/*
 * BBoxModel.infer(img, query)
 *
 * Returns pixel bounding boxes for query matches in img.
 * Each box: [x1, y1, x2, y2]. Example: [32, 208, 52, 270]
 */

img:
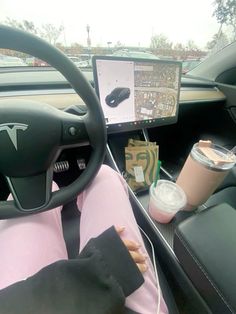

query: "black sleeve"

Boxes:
[0, 226, 144, 314]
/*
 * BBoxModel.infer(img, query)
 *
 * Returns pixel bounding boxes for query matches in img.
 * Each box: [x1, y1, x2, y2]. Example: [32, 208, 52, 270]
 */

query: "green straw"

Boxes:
[154, 160, 162, 187]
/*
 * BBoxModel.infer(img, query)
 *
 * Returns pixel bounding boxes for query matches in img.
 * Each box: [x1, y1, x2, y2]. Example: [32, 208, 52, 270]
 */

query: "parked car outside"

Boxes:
[112, 50, 159, 59]
[0, 54, 26, 66]
[25, 57, 49, 66]
[68, 56, 90, 68]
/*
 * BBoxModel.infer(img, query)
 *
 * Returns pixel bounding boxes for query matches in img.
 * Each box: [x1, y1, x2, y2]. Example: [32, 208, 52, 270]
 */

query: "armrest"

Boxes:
[174, 204, 236, 314]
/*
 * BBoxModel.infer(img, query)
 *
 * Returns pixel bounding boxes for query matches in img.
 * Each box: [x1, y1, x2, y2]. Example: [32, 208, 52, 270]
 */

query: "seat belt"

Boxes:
[61, 198, 81, 259]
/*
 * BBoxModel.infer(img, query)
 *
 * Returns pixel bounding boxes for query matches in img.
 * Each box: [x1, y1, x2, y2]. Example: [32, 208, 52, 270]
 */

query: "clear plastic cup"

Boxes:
[148, 180, 187, 224]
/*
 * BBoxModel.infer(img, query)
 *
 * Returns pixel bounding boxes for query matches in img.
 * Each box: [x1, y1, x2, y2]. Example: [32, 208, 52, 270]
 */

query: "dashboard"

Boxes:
[0, 71, 226, 197]
[0, 67, 225, 102]
[0, 86, 225, 110]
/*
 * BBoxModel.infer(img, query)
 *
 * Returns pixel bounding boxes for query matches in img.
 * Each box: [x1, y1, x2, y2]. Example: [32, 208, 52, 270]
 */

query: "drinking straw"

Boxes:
[154, 160, 162, 187]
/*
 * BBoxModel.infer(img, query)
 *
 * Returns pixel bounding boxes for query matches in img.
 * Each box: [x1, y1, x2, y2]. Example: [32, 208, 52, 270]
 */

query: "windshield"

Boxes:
[0, 0, 235, 73]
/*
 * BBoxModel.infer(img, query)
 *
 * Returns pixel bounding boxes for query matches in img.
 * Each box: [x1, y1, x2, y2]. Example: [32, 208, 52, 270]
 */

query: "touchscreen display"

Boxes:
[93, 56, 181, 132]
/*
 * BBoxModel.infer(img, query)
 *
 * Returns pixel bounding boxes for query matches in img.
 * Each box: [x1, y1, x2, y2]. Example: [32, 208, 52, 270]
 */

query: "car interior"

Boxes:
[0, 24, 236, 314]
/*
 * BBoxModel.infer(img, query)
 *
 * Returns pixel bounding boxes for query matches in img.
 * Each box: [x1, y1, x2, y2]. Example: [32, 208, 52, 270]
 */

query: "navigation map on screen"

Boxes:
[94, 58, 181, 127]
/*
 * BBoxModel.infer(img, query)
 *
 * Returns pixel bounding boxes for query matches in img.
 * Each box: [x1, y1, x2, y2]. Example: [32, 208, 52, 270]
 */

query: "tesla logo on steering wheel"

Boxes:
[0, 123, 28, 150]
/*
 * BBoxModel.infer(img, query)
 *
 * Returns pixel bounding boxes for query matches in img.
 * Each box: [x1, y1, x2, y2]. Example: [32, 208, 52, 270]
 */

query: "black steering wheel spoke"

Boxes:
[6, 170, 53, 212]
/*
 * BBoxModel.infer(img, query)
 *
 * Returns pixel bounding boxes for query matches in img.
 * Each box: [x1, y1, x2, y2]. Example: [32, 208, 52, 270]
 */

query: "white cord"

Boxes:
[138, 225, 160, 314]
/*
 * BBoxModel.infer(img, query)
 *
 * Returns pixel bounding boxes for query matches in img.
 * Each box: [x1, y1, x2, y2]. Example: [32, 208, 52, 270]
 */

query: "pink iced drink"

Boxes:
[148, 180, 186, 224]
[177, 143, 236, 209]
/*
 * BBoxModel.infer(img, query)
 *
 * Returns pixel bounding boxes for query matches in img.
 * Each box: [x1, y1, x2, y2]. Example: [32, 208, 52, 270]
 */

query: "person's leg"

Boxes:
[77, 165, 168, 314]
[0, 183, 68, 290]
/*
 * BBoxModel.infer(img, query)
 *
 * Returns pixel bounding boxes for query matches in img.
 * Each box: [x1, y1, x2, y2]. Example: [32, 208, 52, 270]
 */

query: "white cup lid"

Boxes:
[150, 180, 187, 213]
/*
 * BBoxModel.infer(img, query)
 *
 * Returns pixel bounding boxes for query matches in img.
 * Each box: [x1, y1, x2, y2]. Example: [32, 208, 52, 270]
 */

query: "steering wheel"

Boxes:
[0, 25, 106, 219]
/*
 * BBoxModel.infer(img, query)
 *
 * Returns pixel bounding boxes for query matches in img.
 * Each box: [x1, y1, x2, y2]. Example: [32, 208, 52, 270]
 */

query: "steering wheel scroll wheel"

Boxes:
[0, 25, 106, 218]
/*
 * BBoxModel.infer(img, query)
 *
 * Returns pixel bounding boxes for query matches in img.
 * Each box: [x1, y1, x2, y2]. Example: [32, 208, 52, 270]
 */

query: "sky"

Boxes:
[0, 0, 221, 49]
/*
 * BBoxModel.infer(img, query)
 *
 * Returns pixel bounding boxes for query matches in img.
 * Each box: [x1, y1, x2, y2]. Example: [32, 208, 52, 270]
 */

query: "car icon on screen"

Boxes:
[105, 87, 131, 107]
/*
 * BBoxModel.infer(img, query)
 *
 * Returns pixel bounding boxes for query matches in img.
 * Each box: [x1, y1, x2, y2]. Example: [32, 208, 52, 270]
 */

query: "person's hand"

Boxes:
[116, 226, 148, 274]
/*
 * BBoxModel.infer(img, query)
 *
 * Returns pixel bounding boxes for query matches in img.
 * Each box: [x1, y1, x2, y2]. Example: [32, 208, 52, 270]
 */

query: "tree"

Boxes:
[92, 46, 105, 55]
[69, 42, 84, 55]
[55, 43, 66, 53]
[206, 31, 229, 51]
[4, 18, 38, 34]
[186, 40, 199, 51]
[71, 42, 83, 48]
[213, 0, 236, 40]
[173, 43, 185, 51]
[150, 34, 172, 50]
[40, 24, 64, 45]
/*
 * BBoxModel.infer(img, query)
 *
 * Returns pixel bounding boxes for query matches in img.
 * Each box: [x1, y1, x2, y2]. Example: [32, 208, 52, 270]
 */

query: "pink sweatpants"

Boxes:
[0, 165, 168, 314]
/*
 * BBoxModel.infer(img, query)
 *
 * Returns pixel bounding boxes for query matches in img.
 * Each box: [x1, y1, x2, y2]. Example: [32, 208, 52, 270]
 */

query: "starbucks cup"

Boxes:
[176, 142, 236, 209]
[148, 180, 187, 224]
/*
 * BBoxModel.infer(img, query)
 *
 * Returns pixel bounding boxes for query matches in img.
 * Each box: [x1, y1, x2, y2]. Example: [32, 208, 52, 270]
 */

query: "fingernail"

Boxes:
[116, 226, 125, 231]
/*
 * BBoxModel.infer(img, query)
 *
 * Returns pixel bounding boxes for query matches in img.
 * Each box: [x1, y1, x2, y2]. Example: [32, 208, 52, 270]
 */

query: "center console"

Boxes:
[92, 56, 236, 313]
[93, 55, 196, 248]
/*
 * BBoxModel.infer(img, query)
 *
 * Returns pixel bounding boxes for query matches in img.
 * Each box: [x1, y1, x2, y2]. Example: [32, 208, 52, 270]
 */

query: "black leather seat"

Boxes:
[203, 166, 236, 209]
[174, 204, 236, 314]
